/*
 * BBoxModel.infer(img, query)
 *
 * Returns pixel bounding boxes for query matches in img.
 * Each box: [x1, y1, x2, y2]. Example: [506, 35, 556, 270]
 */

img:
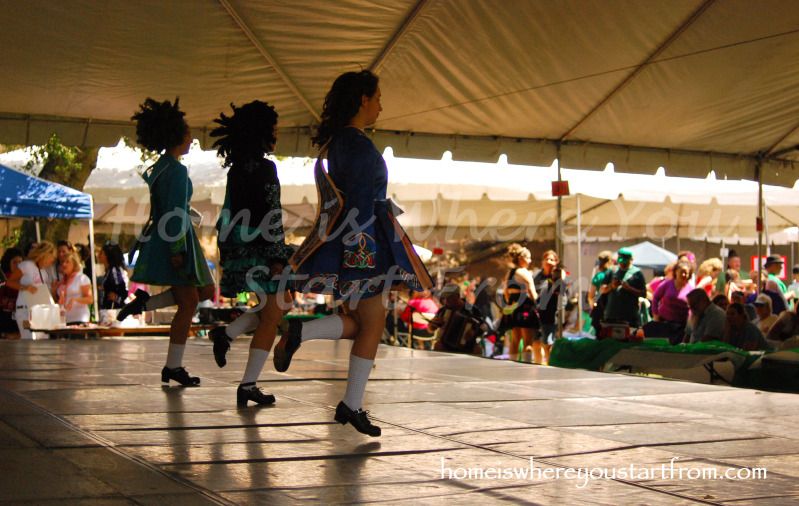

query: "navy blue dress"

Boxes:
[294, 128, 432, 300]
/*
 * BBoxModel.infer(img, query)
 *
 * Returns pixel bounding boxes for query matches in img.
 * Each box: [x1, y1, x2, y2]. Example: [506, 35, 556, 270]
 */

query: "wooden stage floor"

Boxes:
[0, 338, 798, 505]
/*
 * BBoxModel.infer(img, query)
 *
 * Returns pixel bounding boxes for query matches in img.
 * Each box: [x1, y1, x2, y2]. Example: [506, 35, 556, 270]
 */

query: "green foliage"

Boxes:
[24, 134, 82, 179]
[122, 135, 159, 165]
[1, 228, 21, 249]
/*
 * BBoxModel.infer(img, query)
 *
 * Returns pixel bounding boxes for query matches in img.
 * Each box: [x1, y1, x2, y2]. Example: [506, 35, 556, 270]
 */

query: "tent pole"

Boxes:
[758, 162, 764, 292]
[556, 144, 563, 259]
[88, 199, 99, 323]
[576, 194, 583, 334]
[555, 144, 563, 341]
[764, 196, 771, 257]
[35, 220, 41, 242]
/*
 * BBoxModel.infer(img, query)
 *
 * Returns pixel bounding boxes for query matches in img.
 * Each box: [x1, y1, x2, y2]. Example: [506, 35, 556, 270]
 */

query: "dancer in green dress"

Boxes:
[208, 100, 295, 407]
[123, 98, 215, 386]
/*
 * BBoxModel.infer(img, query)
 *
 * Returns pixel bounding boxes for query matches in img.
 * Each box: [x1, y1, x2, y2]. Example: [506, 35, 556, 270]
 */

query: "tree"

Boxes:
[17, 134, 99, 247]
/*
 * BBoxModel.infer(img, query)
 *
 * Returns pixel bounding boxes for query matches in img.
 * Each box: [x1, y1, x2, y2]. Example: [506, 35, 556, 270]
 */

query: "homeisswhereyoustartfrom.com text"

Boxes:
[439, 457, 767, 489]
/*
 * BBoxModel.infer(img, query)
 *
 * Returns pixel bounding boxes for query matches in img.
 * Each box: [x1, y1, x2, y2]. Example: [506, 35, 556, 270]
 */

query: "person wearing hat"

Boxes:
[753, 293, 779, 335]
[764, 255, 788, 293]
[603, 248, 646, 328]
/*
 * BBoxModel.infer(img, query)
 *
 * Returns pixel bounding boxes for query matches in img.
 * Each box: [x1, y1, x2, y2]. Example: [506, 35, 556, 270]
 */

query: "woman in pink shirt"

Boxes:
[400, 290, 440, 333]
[649, 261, 694, 343]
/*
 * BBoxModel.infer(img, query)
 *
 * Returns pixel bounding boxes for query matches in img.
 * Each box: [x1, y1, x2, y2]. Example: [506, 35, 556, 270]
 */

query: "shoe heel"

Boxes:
[161, 367, 171, 386]
[237, 391, 248, 407]
[334, 411, 348, 425]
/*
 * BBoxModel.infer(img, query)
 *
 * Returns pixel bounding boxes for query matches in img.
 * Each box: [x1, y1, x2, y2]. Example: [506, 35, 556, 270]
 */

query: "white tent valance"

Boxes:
[4, 143, 787, 246]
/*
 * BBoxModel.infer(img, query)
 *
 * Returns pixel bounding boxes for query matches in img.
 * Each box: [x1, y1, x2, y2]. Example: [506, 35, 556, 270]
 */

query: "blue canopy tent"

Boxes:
[625, 241, 678, 270]
[0, 163, 99, 322]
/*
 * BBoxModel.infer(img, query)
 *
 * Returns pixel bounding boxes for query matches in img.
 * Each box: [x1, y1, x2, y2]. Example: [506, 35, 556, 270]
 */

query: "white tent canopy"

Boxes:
[5, 142, 796, 246]
[3, 1, 799, 184]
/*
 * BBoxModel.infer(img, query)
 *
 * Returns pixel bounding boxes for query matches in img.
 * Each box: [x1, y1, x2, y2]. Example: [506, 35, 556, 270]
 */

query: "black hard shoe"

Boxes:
[117, 289, 150, 321]
[273, 319, 302, 372]
[334, 401, 381, 437]
[209, 326, 231, 368]
[161, 366, 200, 386]
[237, 383, 275, 407]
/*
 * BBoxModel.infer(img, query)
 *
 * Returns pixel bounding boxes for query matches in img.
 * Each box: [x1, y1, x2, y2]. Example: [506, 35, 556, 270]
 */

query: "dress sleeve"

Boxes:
[163, 164, 190, 255]
[341, 148, 378, 270]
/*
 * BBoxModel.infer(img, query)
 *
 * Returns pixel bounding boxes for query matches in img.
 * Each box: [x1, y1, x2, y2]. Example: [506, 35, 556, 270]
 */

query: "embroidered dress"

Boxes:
[131, 154, 213, 287]
[217, 159, 295, 297]
[292, 128, 433, 300]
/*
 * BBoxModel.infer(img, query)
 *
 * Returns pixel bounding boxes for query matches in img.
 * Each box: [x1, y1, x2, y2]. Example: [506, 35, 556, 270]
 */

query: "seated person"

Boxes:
[730, 290, 756, 321]
[712, 294, 729, 311]
[684, 289, 726, 343]
[766, 304, 799, 343]
[753, 293, 779, 335]
[399, 289, 439, 336]
[747, 280, 788, 315]
[723, 303, 770, 351]
[428, 284, 484, 354]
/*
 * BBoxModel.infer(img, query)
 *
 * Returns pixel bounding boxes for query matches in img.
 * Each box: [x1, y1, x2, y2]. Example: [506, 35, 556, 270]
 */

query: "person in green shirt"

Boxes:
[764, 255, 790, 296]
[588, 250, 614, 335]
[603, 248, 647, 328]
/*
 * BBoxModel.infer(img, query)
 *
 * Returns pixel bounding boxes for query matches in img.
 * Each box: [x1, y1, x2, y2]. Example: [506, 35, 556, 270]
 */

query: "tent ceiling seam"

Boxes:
[764, 121, 799, 157]
[559, 0, 717, 141]
[369, 0, 431, 73]
[217, 0, 320, 122]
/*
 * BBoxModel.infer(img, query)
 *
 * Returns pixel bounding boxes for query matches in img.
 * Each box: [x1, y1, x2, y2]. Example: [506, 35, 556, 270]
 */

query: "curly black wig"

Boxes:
[313, 70, 379, 147]
[131, 97, 188, 152]
[210, 100, 278, 169]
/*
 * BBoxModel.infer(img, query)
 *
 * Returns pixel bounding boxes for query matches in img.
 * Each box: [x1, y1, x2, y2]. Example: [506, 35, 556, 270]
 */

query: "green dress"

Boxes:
[131, 155, 213, 287]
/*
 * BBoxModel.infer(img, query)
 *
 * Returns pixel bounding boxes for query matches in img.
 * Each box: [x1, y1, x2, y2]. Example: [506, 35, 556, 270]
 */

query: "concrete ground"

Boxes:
[1, 337, 798, 505]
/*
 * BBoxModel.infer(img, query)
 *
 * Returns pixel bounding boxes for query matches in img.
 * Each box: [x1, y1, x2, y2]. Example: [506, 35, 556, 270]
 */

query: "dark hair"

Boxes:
[131, 97, 188, 152]
[57, 240, 74, 251]
[210, 100, 278, 169]
[75, 244, 90, 262]
[1, 247, 23, 273]
[313, 70, 379, 146]
[727, 302, 746, 316]
[101, 242, 125, 269]
[712, 294, 729, 307]
[727, 249, 739, 258]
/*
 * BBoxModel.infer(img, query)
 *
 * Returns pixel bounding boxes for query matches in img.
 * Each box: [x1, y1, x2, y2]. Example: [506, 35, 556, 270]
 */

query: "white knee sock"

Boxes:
[165, 343, 185, 369]
[226, 311, 259, 340]
[145, 290, 175, 311]
[301, 315, 344, 341]
[342, 355, 374, 411]
[241, 348, 269, 386]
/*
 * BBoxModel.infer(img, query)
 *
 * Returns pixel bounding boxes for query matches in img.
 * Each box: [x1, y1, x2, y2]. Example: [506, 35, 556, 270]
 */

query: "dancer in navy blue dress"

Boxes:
[273, 70, 433, 437]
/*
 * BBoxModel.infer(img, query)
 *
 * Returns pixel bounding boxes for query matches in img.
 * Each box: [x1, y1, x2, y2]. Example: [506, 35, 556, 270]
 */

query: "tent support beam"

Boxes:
[370, 0, 431, 73]
[217, 0, 320, 122]
[563, 199, 613, 225]
[88, 199, 99, 323]
[558, 0, 716, 140]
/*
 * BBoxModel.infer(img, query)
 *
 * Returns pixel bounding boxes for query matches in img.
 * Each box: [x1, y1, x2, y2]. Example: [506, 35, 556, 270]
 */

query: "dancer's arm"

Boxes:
[164, 164, 190, 266]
